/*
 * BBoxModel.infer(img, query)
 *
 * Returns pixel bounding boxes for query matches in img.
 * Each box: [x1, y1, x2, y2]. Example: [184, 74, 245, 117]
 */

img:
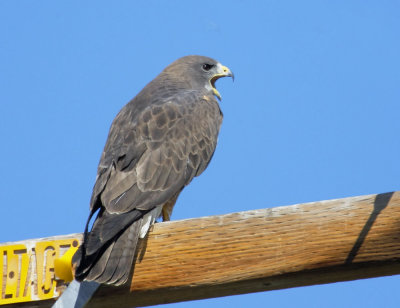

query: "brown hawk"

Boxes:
[72, 55, 233, 285]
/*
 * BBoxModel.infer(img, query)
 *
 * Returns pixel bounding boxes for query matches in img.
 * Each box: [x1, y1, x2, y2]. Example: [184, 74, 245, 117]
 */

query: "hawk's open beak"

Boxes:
[211, 63, 234, 101]
[220, 65, 234, 81]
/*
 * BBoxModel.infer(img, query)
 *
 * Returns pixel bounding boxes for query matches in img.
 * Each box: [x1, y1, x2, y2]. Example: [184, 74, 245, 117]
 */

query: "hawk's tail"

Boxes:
[72, 210, 144, 286]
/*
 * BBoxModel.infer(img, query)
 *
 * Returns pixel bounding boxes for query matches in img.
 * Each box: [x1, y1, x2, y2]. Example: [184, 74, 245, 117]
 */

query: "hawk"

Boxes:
[72, 55, 233, 286]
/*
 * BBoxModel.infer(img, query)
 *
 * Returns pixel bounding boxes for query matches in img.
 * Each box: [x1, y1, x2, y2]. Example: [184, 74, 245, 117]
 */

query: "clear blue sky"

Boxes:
[1, 1, 400, 307]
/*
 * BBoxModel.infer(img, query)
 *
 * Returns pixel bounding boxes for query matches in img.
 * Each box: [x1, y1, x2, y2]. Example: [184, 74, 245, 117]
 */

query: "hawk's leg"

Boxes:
[161, 192, 181, 221]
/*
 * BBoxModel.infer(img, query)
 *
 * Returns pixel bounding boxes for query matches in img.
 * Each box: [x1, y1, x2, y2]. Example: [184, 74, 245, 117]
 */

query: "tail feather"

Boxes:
[84, 240, 115, 282]
[85, 210, 142, 256]
[73, 205, 165, 285]
[73, 209, 146, 284]
[108, 221, 142, 285]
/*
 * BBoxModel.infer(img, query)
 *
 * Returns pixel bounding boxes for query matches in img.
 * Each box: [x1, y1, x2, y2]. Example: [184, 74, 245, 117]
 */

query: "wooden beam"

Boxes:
[2, 192, 400, 307]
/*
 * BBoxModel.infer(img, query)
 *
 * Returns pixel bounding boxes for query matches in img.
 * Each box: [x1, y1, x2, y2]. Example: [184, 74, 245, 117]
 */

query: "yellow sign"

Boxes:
[0, 238, 80, 305]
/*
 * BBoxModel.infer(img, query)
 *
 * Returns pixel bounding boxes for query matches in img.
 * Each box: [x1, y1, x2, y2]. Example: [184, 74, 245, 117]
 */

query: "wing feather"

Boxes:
[74, 91, 223, 284]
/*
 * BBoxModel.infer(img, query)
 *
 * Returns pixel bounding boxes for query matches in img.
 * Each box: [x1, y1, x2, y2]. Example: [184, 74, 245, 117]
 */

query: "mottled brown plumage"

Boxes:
[72, 55, 233, 285]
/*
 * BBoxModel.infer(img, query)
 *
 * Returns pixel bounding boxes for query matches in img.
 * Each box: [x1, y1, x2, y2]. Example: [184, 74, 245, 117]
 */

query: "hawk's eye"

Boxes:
[202, 63, 214, 71]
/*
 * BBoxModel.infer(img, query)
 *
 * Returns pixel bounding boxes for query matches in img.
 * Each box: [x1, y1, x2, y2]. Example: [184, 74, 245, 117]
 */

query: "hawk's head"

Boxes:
[163, 55, 234, 101]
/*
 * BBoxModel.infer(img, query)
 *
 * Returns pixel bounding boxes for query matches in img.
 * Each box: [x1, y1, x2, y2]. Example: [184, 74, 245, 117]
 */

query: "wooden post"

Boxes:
[2, 192, 400, 308]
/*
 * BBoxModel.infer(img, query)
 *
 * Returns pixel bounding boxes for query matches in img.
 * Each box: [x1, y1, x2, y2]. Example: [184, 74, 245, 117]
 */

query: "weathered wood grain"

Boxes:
[6, 191, 400, 307]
